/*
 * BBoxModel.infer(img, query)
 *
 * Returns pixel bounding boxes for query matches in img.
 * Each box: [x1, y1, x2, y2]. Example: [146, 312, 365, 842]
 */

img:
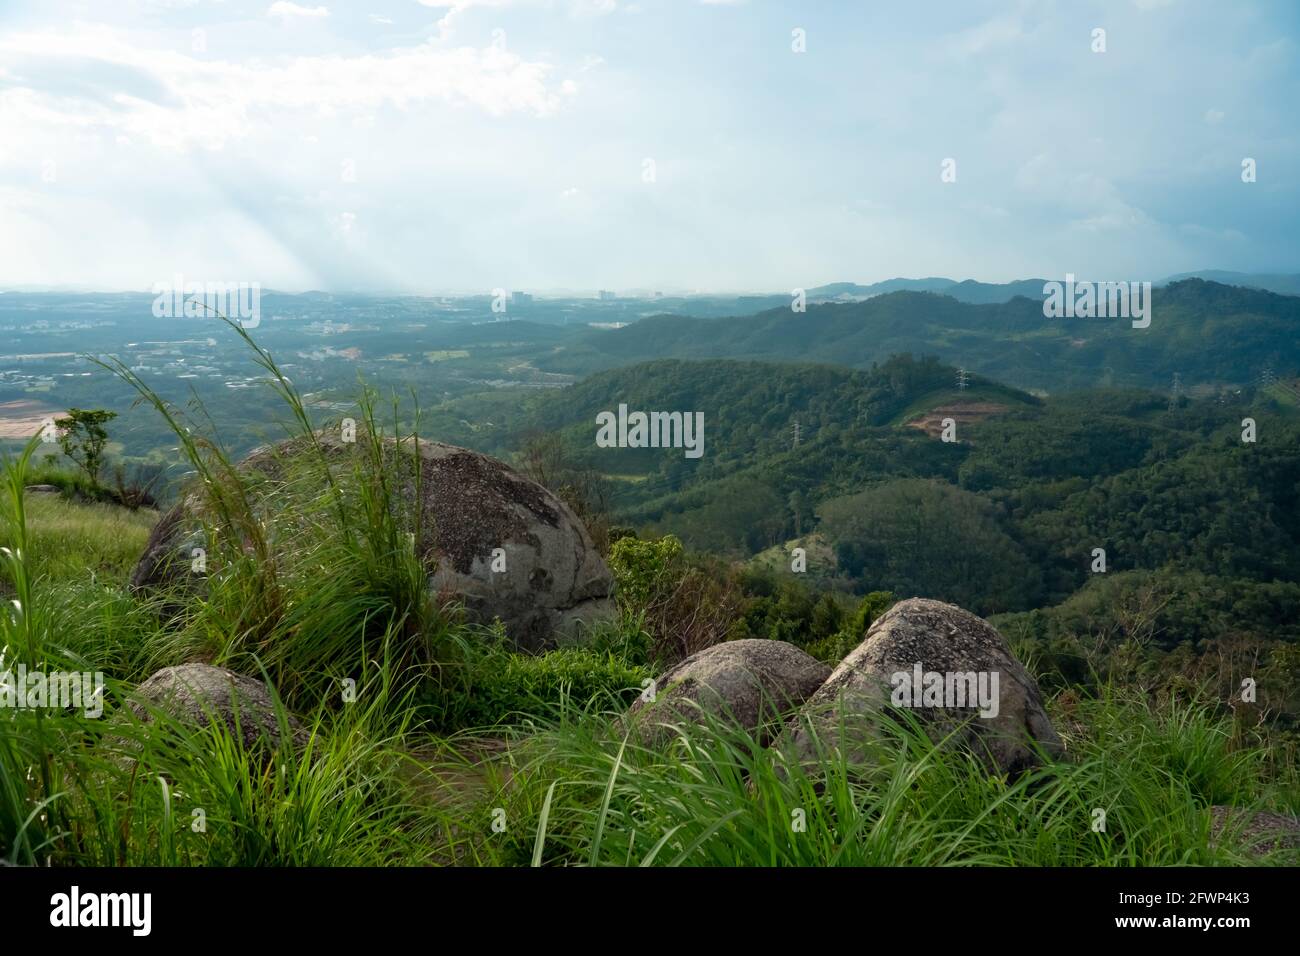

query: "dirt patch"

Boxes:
[0, 399, 63, 440]
[906, 401, 1009, 438]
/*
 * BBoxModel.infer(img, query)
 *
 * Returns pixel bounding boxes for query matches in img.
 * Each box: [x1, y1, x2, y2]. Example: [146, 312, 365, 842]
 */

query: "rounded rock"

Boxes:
[782, 597, 1062, 777]
[130, 435, 615, 650]
[626, 638, 832, 746]
[128, 663, 307, 752]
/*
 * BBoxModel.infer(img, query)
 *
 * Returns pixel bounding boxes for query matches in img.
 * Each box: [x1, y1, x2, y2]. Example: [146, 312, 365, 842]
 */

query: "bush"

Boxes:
[426, 646, 653, 730]
[608, 534, 742, 666]
[803, 591, 894, 663]
[609, 534, 683, 608]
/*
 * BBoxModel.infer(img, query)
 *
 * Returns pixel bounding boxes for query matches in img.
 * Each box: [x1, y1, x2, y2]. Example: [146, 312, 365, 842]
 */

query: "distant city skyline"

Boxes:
[2, 1, 1297, 293]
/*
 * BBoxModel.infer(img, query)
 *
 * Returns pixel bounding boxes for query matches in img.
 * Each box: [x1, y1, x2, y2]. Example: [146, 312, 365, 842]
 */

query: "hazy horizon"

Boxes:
[4, 268, 1297, 299]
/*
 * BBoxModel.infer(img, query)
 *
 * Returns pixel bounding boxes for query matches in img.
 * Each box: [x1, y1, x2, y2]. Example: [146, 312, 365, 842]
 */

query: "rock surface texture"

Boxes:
[130, 435, 616, 650]
[782, 598, 1062, 776]
[626, 639, 831, 745]
[128, 663, 307, 751]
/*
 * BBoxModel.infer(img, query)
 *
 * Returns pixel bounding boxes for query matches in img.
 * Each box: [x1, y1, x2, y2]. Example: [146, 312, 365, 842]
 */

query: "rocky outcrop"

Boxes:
[129, 434, 616, 650]
[782, 598, 1062, 777]
[128, 664, 307, 752]
[626, 639, 831, 746]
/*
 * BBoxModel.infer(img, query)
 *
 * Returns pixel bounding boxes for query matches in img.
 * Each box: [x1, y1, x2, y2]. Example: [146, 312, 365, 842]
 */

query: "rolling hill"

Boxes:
[537, 280, 1300, 394]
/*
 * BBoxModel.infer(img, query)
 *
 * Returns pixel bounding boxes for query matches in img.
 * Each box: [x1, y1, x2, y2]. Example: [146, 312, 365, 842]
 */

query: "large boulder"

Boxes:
[782, 598, 1062, 777]
[128, 664, 308, 752]
[626, 639, 832, 746]
[130, 434, 615, 651]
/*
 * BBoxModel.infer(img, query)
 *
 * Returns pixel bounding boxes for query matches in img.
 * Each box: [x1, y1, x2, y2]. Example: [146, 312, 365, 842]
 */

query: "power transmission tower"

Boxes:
[1168, 372, 1182, 412]
[956, 368, 970, 391]
[792, 420, 802, 447]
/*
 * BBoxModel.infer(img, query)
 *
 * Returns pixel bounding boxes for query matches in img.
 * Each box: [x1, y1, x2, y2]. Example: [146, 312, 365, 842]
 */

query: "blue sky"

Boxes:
[1, 0, 1296, 293]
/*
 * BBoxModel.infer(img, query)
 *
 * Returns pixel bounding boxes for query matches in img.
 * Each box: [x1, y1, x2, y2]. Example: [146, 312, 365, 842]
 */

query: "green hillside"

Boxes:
[535, 280, 1300, 394]
[483, 355, 1300, 653]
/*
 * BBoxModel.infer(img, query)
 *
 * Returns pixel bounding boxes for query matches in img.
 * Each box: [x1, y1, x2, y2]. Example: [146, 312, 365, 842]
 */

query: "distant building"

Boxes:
[597, 289, 616, 301]
[513, 292, 533, 306]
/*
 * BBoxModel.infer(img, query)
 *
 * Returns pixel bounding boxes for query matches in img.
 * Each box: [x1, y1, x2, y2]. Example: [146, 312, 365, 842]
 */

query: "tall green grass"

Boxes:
[3, 644, 461, 866]
[1, 320, 469, 866]
[97, 319, 445, 708]
[456, 690, 1298, 866]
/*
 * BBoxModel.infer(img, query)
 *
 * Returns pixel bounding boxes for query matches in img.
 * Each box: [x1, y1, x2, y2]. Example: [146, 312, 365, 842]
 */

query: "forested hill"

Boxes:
[536, 279, 1299, 393]
[809, 272, 1300, 302]
[807, 277, 1050, 303]
[508, 354, 1032, 481]
[478, 353, 1300, 628]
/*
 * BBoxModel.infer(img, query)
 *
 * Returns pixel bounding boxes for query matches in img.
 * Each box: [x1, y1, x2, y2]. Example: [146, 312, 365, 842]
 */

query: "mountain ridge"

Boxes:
[540, 280, 1300, 393]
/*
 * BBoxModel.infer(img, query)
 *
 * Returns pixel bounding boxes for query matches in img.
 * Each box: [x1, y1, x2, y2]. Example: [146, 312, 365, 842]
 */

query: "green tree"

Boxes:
[608, 534, 684, 609]
[820, 479, 1043, 614]
[789, 490, 809, 536]
[54, 408, 117, 486]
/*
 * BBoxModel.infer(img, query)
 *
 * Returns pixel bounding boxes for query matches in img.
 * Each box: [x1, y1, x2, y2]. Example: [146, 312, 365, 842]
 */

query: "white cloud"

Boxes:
[421, 0, 618, 34]
[267, 2, 331, 20]
[571, 0, 617, 15]
[940, 15, 1025, 58]
[0, 26, 566, 152]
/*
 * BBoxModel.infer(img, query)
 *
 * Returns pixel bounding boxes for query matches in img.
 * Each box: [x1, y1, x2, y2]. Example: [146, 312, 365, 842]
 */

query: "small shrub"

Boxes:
[608, 534, 741, 666]
[804, 591, 895, 664]
[425, 646, 652, 730]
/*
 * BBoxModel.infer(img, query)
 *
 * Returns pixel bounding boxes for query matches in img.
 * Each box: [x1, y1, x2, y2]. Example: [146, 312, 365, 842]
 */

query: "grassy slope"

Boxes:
[749, 533, 839, 584]
[4, 486, 1298, 867]
[10, 492, 157, 584]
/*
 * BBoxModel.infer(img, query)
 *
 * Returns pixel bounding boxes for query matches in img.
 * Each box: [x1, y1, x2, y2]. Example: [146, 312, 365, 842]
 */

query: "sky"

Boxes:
[0, 0, 1297, 294]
